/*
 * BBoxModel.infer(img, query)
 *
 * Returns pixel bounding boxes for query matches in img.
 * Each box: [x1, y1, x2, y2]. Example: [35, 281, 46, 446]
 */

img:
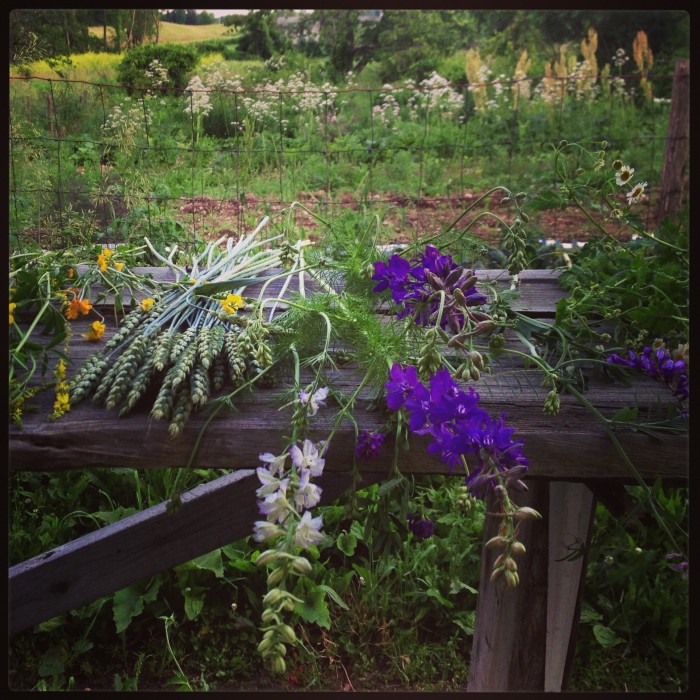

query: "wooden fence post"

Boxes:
[656, 58, 689, 223]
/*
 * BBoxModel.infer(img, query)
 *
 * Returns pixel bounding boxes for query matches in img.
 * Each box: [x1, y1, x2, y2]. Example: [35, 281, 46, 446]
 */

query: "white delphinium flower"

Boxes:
[258, 483, 292, 523]
[253, 521, 285, 542]
[259, 451, 288, 477]
[293, 511, 325, 548]
[256, 468, 290, 498]
[294, 469, 322, 510]
[289, 439, 325, 476]
[299, 386, 329, 416]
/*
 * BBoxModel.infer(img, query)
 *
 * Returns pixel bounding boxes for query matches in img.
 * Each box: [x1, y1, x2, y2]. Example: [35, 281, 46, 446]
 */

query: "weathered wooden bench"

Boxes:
[8, 267, 688, 691]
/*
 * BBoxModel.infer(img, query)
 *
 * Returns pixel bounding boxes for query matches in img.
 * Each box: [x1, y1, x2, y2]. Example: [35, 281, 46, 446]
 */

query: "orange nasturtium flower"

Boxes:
[139, 298, 155, 312]
[65, 297, 93, 320]
[67, 267, 75, 278]
[82, 320, 106, 341]
[9, 302, 17, 325]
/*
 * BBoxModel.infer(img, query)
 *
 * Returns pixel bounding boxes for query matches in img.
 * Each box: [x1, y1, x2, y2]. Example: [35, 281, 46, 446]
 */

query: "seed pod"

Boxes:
[153, 331, 175, 371]
[105, 335, 150, 410]
[168, 385, 193, 437]
[190, 357, 211, 407]
[269, 656, 286, 675]
[120, 353, 156, 415]
[212, 353, 227, 391]
[170, 341, 198, 389]
[151, 373, 177, 421]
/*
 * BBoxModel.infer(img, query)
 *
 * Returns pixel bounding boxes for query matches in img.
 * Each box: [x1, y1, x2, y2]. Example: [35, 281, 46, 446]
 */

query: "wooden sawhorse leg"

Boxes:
[467, 481, 596, 691]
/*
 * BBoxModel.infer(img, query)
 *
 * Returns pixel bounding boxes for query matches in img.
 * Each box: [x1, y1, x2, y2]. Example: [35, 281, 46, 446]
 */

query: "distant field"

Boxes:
[89, 21, 231, 48]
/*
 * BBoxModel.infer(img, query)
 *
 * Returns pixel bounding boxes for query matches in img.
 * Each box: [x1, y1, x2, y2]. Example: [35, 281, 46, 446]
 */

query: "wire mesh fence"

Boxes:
[9, 69, 676, 250]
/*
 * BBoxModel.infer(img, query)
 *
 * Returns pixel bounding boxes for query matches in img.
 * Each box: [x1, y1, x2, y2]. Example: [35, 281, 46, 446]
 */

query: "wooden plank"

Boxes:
[545, 482, 596, 692]
[9, 467, 387, 637]
[467, 481, 551, 691]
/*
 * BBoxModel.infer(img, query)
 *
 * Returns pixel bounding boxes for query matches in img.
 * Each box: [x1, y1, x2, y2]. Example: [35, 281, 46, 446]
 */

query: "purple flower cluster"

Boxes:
[607, 346, 688, 402]
[372, 245, 487, 330]
[355, 430, 386, 460]
[407, 514, 435, 539]
[385, 363, 529, 498]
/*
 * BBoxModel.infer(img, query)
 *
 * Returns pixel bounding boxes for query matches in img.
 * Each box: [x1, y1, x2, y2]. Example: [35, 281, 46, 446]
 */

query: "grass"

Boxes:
[88, 21, 230, 49]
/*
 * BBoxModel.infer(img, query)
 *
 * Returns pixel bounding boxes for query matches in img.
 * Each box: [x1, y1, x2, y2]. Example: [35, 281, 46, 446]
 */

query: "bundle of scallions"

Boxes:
[68, 216, 310, 436]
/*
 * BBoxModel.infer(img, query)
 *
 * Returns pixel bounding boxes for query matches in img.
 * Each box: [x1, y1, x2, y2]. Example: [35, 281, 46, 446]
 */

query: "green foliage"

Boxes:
[236, 10, 287, 60]
[116, 43, 198, 91]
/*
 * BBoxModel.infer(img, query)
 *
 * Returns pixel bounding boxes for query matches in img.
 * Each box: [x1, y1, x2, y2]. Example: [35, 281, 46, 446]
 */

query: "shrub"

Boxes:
[116, 43, 198, 91]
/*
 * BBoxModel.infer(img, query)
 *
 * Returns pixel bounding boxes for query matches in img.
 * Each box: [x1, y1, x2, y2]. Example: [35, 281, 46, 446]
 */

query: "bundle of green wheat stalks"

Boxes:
[68, 217, 305, 437]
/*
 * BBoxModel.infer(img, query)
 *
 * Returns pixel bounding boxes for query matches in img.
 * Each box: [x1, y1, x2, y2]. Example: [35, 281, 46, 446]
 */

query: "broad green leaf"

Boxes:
[336, 530, 357, 556]
[191, 549, 224, 577]
[295, 587, 331, 629]
[592, 624, 625, 648]
[184, 592, 205, 621]
[38, 645, 68, 677]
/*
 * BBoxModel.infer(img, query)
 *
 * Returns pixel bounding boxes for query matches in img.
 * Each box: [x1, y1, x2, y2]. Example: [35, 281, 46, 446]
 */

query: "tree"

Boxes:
[369, 10, 462, 82]
[237, 10, 286, 59]
[10, 9, 93, 63]
[185, 10, 198, 26]
[315, 10, 380, 79]
[197, 11, 217, 26]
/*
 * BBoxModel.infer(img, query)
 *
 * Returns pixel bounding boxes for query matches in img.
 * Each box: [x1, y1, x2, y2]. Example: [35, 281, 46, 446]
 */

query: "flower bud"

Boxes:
[490, 566, 504, 583]
[267, 568, 285, 587]
[270, 656, 287, 674]
[262, 588, 285, 607]
[485, 535, 510, 549]
[277, 624, 297, 644]
[504, 570, 520, 589]
[511, 541, 526, 555]
[512, 506, 542, 521]
[469, 366, 481, 381]
[256, 550, 281, 567]
[291, 556, 313, 576]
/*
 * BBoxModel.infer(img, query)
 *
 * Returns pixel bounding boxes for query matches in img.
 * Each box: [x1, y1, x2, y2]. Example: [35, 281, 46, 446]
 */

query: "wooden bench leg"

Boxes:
[545, 482, 595, 691]
[467, 480, 550, 691]
[467, 480, 596, 692]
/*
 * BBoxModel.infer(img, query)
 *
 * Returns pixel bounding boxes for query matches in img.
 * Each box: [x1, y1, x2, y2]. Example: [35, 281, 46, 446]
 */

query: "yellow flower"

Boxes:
[82, 320, 106, 341]
[102, 248, 113, 258]
[97, 254, 108, 272]
[10, 302, 17, 325]
[139, 298, 155, 312]
[56, 359, 67, 380]
[114, 261, 124, 271]
[219, 293, 244, 314]
[51, 391, 71, 419]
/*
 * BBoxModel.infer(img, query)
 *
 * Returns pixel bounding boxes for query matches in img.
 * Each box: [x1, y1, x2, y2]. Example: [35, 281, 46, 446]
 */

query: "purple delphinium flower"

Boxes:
[385, 363, 422, 410]
[355, 430, 386, 460]
[407, 514, 435, 539]
[372, 246, 487, 330]
[607, 346, 689, 404]
[385, 362, 529, 498]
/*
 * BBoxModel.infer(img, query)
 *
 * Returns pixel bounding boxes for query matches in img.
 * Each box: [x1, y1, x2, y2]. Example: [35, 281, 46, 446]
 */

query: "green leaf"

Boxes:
[449, 579, 478, 595]
[377, 476, 405, 497]
[592, 624, 625, 648]
[317, 583, 350, 610]
[191, 549, 224, 577]
[336, 530, 357, 556]
[184, 592, 205, 621]
[113, 578, 163, 634]
[349, 519, 365, 541]
[38, 645, 69, 677]
[295, 586, 331, 629]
